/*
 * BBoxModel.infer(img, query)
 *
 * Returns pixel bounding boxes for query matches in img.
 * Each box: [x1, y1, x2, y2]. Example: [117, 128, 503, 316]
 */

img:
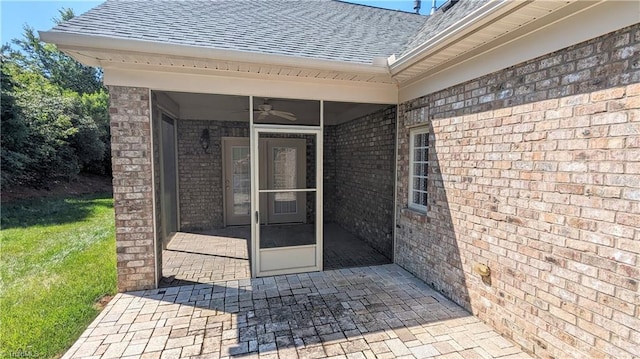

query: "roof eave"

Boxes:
[39, 30, 391, 75]
[387, 0, 518, 75]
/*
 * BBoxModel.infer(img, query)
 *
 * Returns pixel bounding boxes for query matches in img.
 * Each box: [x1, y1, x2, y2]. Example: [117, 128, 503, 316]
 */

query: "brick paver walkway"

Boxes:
[64, 265, 530, 359]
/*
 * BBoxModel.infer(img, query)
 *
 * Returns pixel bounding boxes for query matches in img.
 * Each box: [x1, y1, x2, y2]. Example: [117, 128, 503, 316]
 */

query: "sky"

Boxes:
[1, 0, 443, 47]
[1, 1, 101, 45]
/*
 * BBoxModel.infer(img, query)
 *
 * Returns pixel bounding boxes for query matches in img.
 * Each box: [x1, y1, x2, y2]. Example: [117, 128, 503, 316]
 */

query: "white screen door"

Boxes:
[223, 138, 306, 226]
[251, 126, 322, 277]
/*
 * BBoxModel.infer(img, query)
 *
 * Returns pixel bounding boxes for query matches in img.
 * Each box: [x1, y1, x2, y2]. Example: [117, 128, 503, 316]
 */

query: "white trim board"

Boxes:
[399, 0, 639, 102]
[104, 68, 398, 104]
[148, 88, 160, 288]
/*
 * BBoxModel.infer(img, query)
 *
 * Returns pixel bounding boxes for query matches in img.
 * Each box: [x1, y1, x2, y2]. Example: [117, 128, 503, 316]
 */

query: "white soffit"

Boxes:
[391, 0, 587, 84]
[52, 44, 398, 103]
[398, 0, 639, 102]
[42, 30, 396, 86]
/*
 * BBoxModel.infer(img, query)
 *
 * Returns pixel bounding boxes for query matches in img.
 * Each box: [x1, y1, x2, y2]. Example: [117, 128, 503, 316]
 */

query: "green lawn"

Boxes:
[0, 193, 116, 359]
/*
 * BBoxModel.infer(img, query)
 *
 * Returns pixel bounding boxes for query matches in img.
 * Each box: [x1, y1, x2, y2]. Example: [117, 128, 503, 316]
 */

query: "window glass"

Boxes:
[409, 128, 429, 213]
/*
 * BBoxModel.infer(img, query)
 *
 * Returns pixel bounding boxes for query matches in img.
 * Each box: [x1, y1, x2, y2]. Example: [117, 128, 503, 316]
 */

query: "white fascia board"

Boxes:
[103, 67, 398, 104]
[389, 0, 518, 75]
[399, 0, 638, 103]
[39, 31, 390, 75]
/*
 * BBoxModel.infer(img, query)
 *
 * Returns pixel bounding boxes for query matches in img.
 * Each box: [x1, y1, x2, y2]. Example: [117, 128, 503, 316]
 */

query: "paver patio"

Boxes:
[160, 223, 391, 287]
[64, 265, 531, 359]
[161, 231, 251, 287]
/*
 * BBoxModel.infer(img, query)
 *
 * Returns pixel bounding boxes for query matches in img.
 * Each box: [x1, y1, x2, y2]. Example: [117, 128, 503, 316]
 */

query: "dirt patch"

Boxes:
[93, 294, 115, 311]
[1, 174, 113, 203]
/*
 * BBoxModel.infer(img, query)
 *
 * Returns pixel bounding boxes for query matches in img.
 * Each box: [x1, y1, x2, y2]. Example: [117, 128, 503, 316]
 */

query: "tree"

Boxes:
[1, 52, 31, 186]
[0, 9, 110, 187]
[78, 90, 111, 175]
[10, 9, 103, 95]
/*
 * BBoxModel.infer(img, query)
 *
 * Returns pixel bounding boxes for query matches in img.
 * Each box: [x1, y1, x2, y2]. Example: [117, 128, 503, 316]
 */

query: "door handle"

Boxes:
[255, 211, 259, 223]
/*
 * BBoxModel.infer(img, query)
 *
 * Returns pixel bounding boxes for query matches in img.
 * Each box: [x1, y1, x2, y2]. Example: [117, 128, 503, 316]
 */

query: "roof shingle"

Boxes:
[399, 0, 490, 58]
[50, 0, 427, 64]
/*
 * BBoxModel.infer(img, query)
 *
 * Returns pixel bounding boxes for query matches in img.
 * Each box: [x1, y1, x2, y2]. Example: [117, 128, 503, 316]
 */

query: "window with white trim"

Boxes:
[409, 127, 429, 213]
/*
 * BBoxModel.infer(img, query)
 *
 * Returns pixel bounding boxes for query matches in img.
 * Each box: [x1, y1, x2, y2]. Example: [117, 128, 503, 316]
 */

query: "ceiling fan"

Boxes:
[255, 99, 297, 121]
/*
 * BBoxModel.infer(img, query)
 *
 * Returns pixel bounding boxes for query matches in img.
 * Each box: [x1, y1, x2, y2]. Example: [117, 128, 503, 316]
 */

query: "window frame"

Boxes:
[408, 127, 430, 213]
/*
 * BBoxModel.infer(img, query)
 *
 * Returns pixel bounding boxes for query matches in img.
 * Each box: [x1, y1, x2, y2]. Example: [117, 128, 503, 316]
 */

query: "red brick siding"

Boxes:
[109, 86, 156, 292]
[396, 24, 639, 358]
[176, 120, 249, 230]
[332, 106, 397, 259]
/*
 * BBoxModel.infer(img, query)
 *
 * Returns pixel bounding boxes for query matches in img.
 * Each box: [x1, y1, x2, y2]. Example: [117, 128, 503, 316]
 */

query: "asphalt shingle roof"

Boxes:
[50, 0, 428, 64]
[400, 0, 490, 57]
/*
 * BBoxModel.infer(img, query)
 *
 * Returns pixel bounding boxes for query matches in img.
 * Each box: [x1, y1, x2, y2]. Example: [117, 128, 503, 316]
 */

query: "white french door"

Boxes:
[264, 138, 307, 224]
[223, 138, 307, 226]
[223, 138, 252, 226]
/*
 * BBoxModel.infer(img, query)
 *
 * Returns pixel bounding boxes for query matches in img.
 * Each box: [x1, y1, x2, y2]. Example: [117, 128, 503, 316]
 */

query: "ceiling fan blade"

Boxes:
[257, 111, 268, 120]
[270, 110, 297, 121]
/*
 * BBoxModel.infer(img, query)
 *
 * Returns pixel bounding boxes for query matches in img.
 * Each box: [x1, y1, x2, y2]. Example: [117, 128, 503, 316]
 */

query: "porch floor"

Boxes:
[64, 264, 531, 359]
[160, 223, 391, 287]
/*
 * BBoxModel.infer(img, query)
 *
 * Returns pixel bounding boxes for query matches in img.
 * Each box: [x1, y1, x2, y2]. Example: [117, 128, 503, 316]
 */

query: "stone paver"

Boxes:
[161, 223, 390, 287]
[161, 230, 251, 287]
[323, 223, 391, 270]
[64, 264, 531, 359]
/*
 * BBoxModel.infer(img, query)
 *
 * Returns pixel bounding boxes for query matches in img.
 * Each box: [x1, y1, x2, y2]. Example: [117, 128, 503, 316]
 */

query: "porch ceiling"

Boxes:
[157, 91, 390, 125]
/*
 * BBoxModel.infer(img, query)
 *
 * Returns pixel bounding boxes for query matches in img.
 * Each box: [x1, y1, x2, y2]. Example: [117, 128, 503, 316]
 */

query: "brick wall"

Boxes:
[324, 126, 337, 222]
[176, 120, 248, 230]
[332, 107, 397, 259]
[109, 86, 157, 292]
[395, 24, 639, 358]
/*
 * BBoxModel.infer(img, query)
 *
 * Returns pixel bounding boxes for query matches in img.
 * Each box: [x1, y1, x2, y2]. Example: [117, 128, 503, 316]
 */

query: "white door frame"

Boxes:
[250, 97, 324, 277]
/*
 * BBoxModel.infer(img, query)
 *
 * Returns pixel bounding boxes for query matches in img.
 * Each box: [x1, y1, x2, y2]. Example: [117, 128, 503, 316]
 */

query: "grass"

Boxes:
[0, 193, 116, 359]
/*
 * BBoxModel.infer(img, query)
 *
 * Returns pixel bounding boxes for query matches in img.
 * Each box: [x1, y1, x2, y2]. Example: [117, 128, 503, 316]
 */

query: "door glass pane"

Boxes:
[273, 147, 297, 189]
[232, 146, 250, 215]
[273, 146, 297, 214]
[274, 192, 297, 214]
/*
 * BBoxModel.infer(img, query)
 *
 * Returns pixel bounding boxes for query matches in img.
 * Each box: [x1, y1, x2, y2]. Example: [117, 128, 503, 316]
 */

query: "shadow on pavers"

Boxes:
[123, 264, 471, 357]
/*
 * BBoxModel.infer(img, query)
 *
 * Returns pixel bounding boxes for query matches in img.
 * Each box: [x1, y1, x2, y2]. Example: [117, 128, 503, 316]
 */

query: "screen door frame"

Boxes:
[250, 97, 324, 277]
